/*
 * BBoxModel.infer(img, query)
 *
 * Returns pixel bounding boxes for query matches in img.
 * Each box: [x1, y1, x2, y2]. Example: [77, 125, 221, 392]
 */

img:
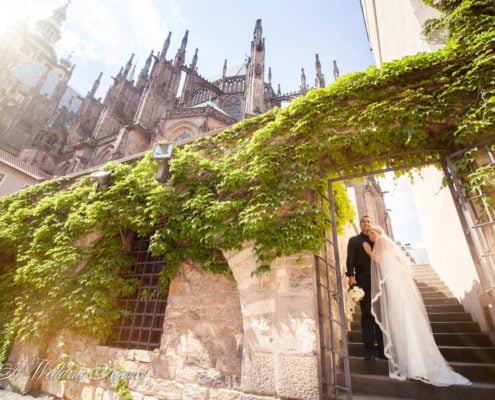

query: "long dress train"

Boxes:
[370, 234, 471, 386]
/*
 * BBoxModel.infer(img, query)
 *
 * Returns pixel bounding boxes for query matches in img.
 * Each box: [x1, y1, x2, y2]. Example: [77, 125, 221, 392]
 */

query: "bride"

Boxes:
[362, 225, 471, 386]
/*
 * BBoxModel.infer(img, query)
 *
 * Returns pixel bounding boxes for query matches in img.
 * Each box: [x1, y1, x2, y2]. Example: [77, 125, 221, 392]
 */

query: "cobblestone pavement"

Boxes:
[0, 390, 57, 400]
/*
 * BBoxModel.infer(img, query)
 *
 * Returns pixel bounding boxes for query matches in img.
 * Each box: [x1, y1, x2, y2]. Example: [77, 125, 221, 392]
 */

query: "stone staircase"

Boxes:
[340, 264, 495, 400]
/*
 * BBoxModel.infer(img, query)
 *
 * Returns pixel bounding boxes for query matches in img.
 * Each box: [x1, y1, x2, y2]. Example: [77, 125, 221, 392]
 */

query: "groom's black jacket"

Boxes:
[346, 232, 373, 282]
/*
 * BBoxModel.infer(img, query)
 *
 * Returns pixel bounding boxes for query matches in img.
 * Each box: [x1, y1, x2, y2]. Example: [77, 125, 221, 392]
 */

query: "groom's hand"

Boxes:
[348, 276, 356, 288]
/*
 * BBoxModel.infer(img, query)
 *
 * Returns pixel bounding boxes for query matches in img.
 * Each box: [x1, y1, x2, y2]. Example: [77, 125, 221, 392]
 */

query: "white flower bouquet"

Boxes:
[349, 285, 365, 302]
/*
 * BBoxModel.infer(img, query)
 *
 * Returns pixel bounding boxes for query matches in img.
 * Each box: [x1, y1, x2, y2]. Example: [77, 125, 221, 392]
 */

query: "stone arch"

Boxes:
[160, 260, 243, 380]
[159, 121, 198, 143]
[222, 242, 320, 399]
[92, 145, 113, 167]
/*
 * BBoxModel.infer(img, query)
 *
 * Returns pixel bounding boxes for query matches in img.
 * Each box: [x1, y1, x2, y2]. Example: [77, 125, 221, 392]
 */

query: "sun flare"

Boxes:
[0, 1, 53, 35]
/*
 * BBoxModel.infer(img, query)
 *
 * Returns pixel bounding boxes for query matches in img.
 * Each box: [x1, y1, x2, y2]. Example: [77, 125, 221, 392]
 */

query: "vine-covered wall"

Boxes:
[0, 0, 493, 365]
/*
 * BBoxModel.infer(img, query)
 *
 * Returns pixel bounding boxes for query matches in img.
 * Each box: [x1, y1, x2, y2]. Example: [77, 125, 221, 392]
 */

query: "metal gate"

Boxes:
[442, 137, 495, 327]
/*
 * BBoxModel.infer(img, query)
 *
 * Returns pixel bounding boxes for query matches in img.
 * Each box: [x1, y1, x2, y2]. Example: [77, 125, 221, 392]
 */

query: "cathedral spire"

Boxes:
[123, 53, 135, 79]
[190, 48, 198, 72]
[315, 54, 325, 88]
[174, 30, 188, 68]
[333, 60, 340, 81]
[33, 1, 70, 62]
[161, 31, 172, 61]
[252, 19, 263, 52]
[137, 51, 153, 89]
[128, 63, 136, 82]
[300, 68, 307, 94]
[88, 72, 102, 98]
[222, 59, 227, 78]
[243, 19, 266, 117]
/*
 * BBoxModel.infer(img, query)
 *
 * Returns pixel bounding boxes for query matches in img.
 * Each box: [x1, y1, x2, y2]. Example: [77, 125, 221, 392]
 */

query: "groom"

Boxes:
[346, 215, 385, 360]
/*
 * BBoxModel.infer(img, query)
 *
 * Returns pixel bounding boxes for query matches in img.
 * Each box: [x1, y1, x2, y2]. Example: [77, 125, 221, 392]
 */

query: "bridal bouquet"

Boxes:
[349, 285, 365, 302]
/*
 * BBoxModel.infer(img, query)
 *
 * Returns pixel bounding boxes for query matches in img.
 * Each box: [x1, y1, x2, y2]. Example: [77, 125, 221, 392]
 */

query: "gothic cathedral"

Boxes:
[0, 3, 332, 177]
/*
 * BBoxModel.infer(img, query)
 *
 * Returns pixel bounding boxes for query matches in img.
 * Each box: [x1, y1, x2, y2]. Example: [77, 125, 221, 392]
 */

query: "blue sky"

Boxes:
[0, 0, 375, 96]
[0, 0, 424, 246]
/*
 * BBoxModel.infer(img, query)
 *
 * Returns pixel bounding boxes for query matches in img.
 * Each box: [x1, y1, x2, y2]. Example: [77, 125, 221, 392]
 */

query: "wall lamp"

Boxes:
[90, 169, 112, 190]
[151, 142, 174, 183]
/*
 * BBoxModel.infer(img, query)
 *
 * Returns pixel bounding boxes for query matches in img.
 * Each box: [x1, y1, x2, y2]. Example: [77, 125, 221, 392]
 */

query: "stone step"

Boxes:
[347, 357, 495, 384]
[339, 372, 495, 400]
[425, 304, 465, 313]
[415, 281, 450, 290]
[413, 277, 442, 285]
[422, 297, 461, 306]
[345, 263, 495, 399]
[417, 286, 453, 296]
[430, 321, 482, 333]
[352, 311, 472, 322]
[440, 346, 495, 363]
[348, 331, 493, 347]
[352, 311, 473, 322]
[428, 312, 473, 322]
[420, 291, 453, 299]
[411, 265, 437, 271]
[350, 320, 481, 333]
[347, 342, 495, 363]
[414, 277, 444, 285]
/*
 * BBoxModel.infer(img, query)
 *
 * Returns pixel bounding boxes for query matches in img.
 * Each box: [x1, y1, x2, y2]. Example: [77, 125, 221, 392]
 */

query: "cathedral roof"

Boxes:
[189, 99, 229, 116]
[209, 63, 247, 81]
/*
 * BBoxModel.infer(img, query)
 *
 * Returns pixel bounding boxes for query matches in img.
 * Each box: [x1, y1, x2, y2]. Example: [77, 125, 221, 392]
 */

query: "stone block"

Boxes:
[40, 379, 64, 398]
[80, 386, 95, 400]
[239, 394, 279, 400]
[95, 386, 105, 400]
[276, 353, 319, 400]
[132, 349, 153, 363]
[129, 391, 144, 400]
[156, 380, 183, 399]
[208, 388, 242, 400]
[174, 366, 199, 384]
[182, 384, 209, 400]
[102, 389, 116, 400]
[240, 351, 275, 395]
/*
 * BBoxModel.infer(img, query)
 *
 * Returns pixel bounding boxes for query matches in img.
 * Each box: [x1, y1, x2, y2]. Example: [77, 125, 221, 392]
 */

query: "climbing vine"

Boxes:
[0, 0, 494, 364]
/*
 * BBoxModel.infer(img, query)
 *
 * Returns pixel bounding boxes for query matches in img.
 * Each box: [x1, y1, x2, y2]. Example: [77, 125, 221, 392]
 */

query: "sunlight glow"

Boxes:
[0, 1, 52, 34]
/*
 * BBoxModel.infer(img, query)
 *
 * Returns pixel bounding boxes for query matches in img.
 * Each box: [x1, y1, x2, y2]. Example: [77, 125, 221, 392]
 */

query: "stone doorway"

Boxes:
[318, 138, 495, 399]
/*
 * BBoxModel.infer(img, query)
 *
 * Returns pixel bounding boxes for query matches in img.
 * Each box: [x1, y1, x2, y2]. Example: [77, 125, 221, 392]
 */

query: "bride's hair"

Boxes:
[369, 225, 384, 235]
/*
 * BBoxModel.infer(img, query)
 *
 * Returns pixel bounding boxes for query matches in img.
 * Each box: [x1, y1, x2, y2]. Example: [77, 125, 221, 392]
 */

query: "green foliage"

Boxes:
[0, 0, 494, 365]
[114, 377, 133, 400]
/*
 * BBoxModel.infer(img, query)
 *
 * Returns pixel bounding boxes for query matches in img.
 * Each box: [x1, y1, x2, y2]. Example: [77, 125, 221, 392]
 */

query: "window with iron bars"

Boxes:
[107, 234, 168, 350]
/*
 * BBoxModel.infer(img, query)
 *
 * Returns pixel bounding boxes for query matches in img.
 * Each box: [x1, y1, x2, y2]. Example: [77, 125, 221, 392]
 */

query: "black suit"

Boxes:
[346, 232, 384, 357]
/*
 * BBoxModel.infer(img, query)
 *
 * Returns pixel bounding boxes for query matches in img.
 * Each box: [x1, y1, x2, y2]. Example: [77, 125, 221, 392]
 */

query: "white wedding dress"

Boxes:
[370, 234, 471, 386]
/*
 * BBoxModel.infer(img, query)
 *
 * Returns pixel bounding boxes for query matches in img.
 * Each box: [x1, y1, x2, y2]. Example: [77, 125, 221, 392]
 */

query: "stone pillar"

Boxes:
[223, 243, 320, 400]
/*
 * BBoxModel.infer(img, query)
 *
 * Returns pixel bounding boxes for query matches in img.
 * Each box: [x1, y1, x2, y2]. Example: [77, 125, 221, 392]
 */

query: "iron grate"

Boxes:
[107, 234, 168, 350]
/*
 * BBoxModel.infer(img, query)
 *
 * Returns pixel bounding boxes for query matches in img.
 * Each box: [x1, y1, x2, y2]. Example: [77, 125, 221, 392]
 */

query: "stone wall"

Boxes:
[3, 248, 327, 400]
[223, 243, 320, 400]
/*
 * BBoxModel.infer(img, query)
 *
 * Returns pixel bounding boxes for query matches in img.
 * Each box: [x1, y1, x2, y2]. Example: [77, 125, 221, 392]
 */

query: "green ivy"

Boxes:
[0, 0, 494, 365]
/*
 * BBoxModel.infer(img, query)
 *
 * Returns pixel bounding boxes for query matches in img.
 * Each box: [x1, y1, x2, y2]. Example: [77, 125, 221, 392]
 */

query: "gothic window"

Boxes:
[222, 96, 242, 121]
[107, 234, 168, 350]
[175, 131, 191, 142]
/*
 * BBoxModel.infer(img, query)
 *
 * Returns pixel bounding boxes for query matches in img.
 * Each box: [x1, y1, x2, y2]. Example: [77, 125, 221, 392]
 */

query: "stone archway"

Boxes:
[321, 139, 495, 399]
